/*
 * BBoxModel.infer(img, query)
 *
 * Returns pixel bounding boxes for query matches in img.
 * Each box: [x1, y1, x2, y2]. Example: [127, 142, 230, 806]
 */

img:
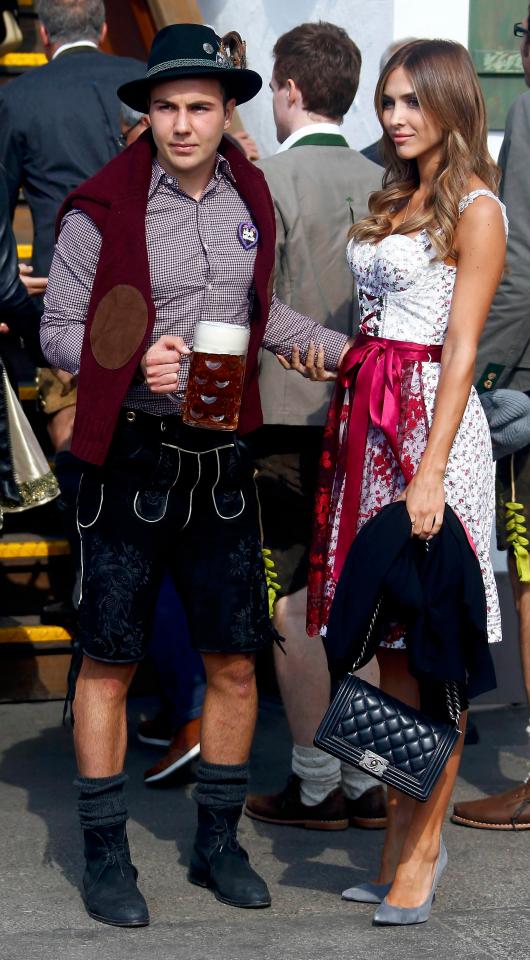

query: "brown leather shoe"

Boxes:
[244, 775, 349, 830]
[137, 712, 173, 747]
[345, 785, 387, 829]
[144, 717, 201, 783]
[451, 780, 530, 830]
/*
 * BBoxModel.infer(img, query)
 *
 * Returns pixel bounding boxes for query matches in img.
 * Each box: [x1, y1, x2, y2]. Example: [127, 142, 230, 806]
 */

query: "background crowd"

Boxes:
[0, 0, 528, 933]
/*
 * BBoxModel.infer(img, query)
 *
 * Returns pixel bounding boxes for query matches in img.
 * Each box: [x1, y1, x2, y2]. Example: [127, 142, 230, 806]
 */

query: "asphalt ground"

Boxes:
[0, 697, 528, 960]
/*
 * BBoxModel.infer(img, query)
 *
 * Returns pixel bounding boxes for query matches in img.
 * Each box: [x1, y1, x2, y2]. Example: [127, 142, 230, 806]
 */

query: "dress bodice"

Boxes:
[347, 190, 508, 345]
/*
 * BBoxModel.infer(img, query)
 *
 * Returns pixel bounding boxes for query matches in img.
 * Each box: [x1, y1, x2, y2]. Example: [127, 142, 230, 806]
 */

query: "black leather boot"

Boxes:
[188, 804, 271, 908]
[82, 822, 149, 926]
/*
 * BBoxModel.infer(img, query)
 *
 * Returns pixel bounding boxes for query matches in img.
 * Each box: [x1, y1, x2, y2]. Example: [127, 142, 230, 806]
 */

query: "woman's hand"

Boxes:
[398, 470, 446, 540]
[277, 342, 338, 382]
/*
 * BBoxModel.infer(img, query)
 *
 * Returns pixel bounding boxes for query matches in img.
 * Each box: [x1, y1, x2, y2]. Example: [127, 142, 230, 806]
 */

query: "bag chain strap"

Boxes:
[350, 597, 462, 730]
[349, 597, 383, 673]
[444, 679, 462, 730]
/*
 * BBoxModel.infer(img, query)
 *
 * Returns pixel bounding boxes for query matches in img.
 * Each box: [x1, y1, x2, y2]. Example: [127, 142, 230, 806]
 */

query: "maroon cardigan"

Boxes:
[57, 132, 276, 465]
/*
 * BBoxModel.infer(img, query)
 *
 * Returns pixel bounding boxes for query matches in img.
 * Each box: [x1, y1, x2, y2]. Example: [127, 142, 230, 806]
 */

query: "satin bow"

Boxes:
[333, 333, 443, 577]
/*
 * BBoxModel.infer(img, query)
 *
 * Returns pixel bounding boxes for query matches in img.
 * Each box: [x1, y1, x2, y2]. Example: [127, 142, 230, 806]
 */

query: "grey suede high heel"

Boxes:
[341, 881, 392, 904]
[372, 837, 447, 926]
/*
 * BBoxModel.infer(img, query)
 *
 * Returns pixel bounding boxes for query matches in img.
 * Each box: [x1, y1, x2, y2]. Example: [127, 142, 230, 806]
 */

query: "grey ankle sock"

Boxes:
[193, 761, 248, 809]
[75, 772, 128, 830]
[292, 744, 341, 806]
[340, 763, 376, 800]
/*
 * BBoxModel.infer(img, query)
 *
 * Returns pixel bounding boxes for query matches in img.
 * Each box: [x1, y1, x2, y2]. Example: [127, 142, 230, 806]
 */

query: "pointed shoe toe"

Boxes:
[372, 837, 447, 927]
[341, 881, 392, 903]
[372, 896, 432, 926]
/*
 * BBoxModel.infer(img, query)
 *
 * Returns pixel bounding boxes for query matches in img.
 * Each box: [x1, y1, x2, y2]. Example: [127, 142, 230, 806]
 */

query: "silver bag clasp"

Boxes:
[358, 749, 389, 776]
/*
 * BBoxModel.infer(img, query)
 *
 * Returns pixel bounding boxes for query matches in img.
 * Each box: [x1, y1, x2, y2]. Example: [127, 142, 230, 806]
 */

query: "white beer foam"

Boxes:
[193, 321, 250, 356]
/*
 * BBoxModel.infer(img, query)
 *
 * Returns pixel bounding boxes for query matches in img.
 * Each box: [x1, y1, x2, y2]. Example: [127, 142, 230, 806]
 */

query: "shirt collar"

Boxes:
[148, 153, 235, 199]
[215, 152, 235, 183]
[52, 40, 98, 60]
[276, 122, 347, 154]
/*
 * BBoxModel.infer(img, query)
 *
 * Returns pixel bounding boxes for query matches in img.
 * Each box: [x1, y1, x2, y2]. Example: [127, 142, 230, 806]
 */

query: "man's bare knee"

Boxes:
[203, 653, 256, 699]
[75, 657, 137, 705]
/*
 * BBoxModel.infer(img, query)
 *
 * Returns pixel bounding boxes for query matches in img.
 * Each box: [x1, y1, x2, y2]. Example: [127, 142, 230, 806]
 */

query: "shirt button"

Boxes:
[166, 177, 173, 185]
[207, 282, 212, 290]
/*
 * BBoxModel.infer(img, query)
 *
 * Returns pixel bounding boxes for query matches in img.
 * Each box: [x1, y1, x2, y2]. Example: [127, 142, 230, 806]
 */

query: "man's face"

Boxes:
[270, 73, 291, 143]
[149, 76, 235, 180]
[521, 12, 530, 86]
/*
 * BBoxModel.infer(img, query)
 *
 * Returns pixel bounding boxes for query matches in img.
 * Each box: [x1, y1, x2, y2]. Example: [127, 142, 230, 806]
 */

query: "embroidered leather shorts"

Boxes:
[76, 410, 275, 663]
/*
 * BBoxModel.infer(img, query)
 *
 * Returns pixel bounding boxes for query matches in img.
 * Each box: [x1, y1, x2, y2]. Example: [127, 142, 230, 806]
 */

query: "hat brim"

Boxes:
[118, 67, 262, 113]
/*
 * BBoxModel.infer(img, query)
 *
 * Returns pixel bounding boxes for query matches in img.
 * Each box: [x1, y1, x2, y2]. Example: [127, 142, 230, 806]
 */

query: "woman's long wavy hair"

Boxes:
[350, 40, 500, 260]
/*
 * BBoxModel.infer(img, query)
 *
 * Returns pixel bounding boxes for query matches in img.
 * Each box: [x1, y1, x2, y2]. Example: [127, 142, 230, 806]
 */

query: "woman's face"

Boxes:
[381, 66, 444, 165]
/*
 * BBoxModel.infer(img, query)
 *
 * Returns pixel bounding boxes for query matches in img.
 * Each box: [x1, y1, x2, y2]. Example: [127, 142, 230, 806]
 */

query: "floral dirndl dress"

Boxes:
[307, 190, 506, 647]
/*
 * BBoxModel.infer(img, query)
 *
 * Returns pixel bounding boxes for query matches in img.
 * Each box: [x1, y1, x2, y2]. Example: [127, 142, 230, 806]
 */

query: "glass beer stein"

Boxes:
[182, 321, 250, 431]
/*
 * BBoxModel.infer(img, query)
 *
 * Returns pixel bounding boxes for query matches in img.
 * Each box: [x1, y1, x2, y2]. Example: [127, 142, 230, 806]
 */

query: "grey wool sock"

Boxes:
[192, 760, 248, 809]
[75, 772, 128, 830]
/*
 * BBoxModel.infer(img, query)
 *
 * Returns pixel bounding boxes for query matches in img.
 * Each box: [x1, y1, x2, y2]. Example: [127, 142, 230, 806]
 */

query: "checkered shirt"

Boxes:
[41, 155, 348, 415]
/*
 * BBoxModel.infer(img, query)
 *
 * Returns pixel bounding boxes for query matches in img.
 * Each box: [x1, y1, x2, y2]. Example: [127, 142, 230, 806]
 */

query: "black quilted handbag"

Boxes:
[314, 602, 462, 802]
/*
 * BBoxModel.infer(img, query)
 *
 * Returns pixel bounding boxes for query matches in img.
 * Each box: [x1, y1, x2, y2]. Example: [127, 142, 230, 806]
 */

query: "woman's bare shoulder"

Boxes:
[456, 178, 506, 240]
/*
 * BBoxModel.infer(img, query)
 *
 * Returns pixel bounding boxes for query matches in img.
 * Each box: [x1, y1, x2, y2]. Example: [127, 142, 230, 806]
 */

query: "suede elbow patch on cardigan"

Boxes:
[90, 284, 149, 370]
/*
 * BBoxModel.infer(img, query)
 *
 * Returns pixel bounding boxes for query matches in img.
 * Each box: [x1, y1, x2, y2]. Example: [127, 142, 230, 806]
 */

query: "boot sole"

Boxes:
[349, 816, 388, 830]
[451, 814, 530, 830]
[85, 906, 150, 927]
[188, 871, 271, 908]
[144, 743, 201, 782]
[244, 807, 349, 831]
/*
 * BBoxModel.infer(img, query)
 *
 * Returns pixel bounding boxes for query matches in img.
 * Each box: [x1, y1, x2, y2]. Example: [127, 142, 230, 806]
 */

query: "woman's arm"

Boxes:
[403, 195, 506, 539]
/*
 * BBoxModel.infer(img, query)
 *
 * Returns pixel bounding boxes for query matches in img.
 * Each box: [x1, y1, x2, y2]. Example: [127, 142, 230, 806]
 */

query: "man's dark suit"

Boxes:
[475, 88, 530, 394]
[0, 45, 143, 274]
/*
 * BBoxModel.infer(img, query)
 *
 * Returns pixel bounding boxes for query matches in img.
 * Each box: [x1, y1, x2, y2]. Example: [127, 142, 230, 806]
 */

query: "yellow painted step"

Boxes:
[0, 539, 70, 559]
[0, 53, 46, 67]
[0, 624, 72, 643]
[17, 244, 33, 259]
[18, 383, 37, 402]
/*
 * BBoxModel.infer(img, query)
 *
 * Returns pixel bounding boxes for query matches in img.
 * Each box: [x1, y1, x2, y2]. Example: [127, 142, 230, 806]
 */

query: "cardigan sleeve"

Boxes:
[40, 209, 102, 373]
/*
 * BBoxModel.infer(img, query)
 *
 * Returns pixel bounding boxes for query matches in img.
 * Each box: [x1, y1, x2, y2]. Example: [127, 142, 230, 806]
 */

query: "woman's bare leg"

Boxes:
[374, 649, 418, 883]
[375, 649, 467, 907]
[384, 710, 466, 906]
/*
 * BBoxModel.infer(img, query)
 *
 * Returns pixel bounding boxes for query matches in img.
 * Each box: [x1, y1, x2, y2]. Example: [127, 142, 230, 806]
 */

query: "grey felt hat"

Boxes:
[118, 23, 262, 112]
[480, 389, 530, 460]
